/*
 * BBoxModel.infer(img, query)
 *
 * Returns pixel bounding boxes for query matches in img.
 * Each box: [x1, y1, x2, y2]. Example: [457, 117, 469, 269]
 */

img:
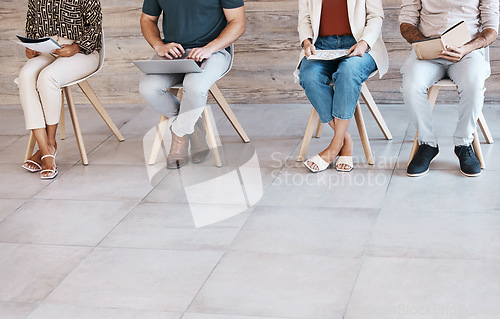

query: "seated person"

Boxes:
[19, 0, 102, 179]
[400, 0, 499, 177]
[297, 0, 389, 173]
[139, 0, 245, 169]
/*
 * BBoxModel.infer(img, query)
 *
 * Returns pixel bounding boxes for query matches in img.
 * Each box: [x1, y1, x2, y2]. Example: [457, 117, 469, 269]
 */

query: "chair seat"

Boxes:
[434, 78, 455, 87]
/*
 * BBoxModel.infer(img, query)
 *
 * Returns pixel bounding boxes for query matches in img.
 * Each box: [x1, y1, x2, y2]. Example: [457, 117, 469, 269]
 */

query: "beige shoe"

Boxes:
[189, 118, 210, 164]
[167, 129, 189, 169]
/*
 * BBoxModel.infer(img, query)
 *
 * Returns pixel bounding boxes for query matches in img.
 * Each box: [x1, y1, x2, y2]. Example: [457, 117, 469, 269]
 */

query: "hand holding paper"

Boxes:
[16, 35, 62, 53]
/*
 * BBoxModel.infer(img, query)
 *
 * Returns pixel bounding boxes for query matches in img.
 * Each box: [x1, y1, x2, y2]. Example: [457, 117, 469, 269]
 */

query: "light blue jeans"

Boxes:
[401, 49, 490, 147]
[139, 49, 231, 137]
[299, 35, 377, 123]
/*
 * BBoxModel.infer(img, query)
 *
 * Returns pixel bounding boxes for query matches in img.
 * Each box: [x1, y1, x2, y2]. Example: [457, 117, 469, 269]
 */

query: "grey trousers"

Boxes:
[139, 49, 231, 137]
[401, 49, 490, 147]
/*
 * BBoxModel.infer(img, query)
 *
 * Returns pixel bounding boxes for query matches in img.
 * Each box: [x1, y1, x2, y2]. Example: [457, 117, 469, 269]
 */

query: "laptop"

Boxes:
[133, 49, 205, 74]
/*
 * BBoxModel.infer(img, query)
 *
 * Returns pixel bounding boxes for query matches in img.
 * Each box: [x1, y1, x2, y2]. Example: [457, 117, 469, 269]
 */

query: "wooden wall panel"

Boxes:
[1, 0, 499, 105]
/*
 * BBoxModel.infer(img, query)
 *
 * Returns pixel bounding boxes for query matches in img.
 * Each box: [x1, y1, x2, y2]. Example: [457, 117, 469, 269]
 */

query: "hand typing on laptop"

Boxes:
[153, 41, 209, 63]
[153, 41, 185, 59]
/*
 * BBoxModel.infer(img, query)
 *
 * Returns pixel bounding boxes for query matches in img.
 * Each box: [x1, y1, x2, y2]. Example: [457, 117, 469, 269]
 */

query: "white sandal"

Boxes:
[304, 154, 330, 173]
[22, 160, 42, 173]
[335, 156, 353, 172]
[40, 154, 58, 180]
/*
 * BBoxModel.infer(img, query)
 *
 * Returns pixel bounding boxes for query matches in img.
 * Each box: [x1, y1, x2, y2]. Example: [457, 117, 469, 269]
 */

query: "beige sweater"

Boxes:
[399, 0, 499, 38]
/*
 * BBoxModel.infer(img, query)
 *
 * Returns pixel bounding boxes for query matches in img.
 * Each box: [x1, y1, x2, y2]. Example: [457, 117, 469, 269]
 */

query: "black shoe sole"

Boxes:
[454, 153, 482, 177]
[459, 169, 481, 177]
[407, 167, 430, 177]
[406, 153, 438, 177]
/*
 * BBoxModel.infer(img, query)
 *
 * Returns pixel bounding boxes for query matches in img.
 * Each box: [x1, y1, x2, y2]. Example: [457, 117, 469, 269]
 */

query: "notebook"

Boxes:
[412, 21, 471, 60]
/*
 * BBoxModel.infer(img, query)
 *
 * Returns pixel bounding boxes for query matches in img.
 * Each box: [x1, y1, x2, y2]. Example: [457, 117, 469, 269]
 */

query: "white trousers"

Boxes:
[139, 49, 231, 137]
[18, 37, 99, 130]
[401, 49, 490, 147]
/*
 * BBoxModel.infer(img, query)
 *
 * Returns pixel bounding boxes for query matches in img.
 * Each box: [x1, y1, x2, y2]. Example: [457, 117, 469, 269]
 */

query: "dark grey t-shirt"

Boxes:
[142, 0, 244, 49]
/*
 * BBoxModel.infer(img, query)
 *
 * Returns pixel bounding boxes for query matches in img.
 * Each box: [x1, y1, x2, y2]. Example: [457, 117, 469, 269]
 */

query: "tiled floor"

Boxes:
[1, 102, 500, 319]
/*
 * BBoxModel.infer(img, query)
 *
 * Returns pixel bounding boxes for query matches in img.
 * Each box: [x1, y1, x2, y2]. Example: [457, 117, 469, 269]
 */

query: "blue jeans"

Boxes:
[299, 35, 377, 122]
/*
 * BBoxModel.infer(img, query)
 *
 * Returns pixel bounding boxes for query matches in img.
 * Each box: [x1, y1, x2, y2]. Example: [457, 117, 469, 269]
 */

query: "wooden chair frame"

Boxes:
[407, 79, 493, 169]
[147, 83, 250, 167]
[296, 82, 392, 165]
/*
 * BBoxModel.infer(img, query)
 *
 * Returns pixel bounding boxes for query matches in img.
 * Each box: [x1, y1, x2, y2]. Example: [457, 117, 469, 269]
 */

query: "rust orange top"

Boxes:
[319, 0, 352, 37]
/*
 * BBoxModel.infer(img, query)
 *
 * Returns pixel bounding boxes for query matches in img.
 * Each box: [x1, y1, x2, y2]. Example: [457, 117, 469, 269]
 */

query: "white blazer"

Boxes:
[296, 0, 389, 78]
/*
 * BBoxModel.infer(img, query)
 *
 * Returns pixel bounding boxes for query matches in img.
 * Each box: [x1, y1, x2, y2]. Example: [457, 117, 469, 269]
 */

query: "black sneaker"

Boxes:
[407, 143, 439, 177]
[454, 145, 481, 177]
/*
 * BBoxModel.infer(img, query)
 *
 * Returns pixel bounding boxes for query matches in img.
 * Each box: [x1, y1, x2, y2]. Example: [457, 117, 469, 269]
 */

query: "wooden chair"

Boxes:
[24, 33, 125, 165]
[147, 45, 250, 167]
[296, 81, 393, 164]
[407, 78, 493, 168]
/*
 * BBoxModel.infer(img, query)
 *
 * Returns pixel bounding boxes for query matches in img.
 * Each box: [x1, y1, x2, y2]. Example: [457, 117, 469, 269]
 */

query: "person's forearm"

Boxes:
[463, 28, 498, 52]
[204, 18, 245, 52]
[400, 22, 427, 43]
[140, 15, 165, 51]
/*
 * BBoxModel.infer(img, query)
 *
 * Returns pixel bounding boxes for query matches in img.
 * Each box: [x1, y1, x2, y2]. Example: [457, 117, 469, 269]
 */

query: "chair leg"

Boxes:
[203, 106, 222, 167]
[427, 85, 440, 108]
[59, 90, 66, 140]
[77, 80, 125, 142]
[478, 112, 494, 144]
[24, 131, 37, 162]
[354, 102, 374, 165]
[297, 108, 320, 162]
[472, 130, 485, 169]
[64, 87, 89, 165]
[360, 83, 393, 140]
[407, 133, 419, 167]
[209, 84, 250, 143]
[147, 115, 169, 165]
[315, 122, 324, 138]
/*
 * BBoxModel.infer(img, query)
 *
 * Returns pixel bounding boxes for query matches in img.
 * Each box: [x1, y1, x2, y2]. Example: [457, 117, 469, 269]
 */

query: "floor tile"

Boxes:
[87, 134, 149, 166]
[0, 243, 91, 303]
[34, 164, 154, 201]
[368, 208, 500, 260]
[194, 136, 301, 169]
[144, 166, 273, 208]
[0, 301, 38, 319]
[345, 257, 500, 319]
[0, 108, 28, 135]
[231, 206, 378, 258]
[0, 164, 62, 199]
[259, 167, 392, 209]
[189, 252, 362, 318]
[384, 170, 500, 211]
[27, 304, 181, 319]
[45, 248, 223, 312]
[0, 135, 21, 152]
[215, 104, 312, 138]
[0, 199, 26, 223]
[0, 199, 136, 246]
[100, 202, 251, 250]
[182, 314, 286, 319]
